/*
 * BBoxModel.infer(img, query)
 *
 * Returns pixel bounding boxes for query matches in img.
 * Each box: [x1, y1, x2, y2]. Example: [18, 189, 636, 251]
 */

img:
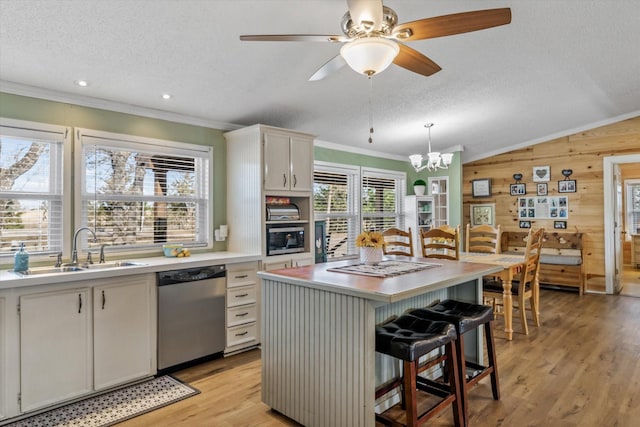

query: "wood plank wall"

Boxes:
[462, 116, 640, 286]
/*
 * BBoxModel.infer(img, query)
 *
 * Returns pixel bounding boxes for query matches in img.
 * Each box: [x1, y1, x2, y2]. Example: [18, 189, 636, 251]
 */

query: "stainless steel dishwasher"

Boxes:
[157, 265, 226, 371]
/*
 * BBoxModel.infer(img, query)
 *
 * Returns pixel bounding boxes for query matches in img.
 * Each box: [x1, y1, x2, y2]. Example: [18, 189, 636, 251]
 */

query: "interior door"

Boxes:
[614, 164, 623, 293]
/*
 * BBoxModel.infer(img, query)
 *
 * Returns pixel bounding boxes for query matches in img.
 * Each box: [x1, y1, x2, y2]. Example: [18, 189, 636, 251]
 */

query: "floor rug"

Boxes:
[6, 375, 199, 427]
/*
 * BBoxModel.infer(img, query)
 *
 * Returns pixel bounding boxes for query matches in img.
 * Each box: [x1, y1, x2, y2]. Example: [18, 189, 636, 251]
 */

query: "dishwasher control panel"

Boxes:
[157, 265, 226, 285]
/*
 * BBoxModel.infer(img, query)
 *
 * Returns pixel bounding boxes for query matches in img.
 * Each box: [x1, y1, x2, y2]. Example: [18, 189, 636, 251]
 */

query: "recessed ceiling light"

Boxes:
[75, 80, 89, 87]
[162, 93, 172, 100]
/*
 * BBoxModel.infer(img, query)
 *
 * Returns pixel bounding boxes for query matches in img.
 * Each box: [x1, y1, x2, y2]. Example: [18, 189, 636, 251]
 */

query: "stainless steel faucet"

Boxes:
[71, 227, 97, 264]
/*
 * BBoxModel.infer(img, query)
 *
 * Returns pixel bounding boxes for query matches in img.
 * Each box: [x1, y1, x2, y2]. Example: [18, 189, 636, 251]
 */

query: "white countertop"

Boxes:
[0, 251, 262, 290]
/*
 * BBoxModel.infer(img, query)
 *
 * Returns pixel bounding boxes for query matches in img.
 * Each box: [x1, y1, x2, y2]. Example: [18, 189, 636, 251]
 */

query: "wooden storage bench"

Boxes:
[501, 231, 585, 295]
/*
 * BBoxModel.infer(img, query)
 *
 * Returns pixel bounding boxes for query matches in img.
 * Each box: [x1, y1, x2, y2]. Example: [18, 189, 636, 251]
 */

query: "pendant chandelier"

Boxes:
[409, 123, 453, 172]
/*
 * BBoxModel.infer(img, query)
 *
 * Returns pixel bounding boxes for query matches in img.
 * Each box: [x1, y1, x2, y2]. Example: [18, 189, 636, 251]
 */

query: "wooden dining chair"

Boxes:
[382, 227, 414, 257]
[483, 227, 544, 335]
[466, 224, 501, 254]
[420, 225, 460, 260]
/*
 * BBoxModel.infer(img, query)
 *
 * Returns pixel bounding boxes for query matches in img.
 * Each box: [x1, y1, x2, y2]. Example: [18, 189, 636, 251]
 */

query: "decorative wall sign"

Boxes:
[537, 183, 548, 196]
[518, 196, 569, 219]
[470, 203, 495, 226]
[554, 221, 567, 229]
[519, 220, 531, 228]
[533, 166, 550, 182]
[510, 183, 526, 196]
[558, 179, 577, 193]
[472, 178, 492, 197]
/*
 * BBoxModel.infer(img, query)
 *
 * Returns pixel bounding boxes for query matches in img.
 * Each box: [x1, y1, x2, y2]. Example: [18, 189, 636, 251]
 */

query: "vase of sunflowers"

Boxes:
[356, 230, 384, 265]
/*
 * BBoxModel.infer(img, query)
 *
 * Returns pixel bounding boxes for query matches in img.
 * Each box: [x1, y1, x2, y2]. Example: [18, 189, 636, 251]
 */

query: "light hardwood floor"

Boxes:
[119, 289, 640, 427]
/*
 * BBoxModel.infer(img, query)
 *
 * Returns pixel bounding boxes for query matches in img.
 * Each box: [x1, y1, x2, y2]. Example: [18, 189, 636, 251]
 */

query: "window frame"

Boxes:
[313, 161, 360, 260]
[0, 118, 71, 262]
[74, 128, 213, 256]
[313, 162, 406, 261]
[361, 166, 407, 233]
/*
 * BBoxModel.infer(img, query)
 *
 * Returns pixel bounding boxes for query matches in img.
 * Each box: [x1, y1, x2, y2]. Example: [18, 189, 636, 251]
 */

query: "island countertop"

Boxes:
[258, 256, 503, 303]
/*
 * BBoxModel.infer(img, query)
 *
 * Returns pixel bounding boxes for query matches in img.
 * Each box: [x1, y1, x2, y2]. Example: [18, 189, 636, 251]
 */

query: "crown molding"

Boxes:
[0, 80, 243, 131]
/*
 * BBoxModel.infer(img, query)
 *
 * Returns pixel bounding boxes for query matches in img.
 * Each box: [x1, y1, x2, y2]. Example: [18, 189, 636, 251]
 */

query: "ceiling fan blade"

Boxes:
[309, 54, 347, 81]
[393, 43, 441, 76]
[393, 8, 511, 41]
[240, 34, 347, 43]
[347, 0, 383, 31]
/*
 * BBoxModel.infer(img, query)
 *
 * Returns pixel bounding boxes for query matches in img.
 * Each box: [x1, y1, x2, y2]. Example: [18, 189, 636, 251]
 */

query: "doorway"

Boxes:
[604, 154, 640, 295]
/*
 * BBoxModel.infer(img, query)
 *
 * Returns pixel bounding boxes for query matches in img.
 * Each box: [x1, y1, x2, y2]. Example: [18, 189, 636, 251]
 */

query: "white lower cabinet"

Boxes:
[20, 288, 92, 412]
[225, 262, 260, 355]
[93, 276, 154, 391]
[0, 273, 156, 421]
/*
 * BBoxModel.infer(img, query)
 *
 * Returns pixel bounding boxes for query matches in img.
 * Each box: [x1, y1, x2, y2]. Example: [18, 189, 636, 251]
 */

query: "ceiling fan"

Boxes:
[240, 0, 511, 80]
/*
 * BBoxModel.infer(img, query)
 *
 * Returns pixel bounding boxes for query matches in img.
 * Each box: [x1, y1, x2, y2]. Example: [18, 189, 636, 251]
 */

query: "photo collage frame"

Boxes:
[518, 196, 569, 219]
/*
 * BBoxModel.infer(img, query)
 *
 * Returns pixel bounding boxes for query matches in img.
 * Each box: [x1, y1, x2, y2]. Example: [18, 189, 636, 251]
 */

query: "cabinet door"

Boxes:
[20, 288, 92, 412]
[290, 136, 313, 191]
[94, 276, 153, 391]
[263, 132, 291, 191]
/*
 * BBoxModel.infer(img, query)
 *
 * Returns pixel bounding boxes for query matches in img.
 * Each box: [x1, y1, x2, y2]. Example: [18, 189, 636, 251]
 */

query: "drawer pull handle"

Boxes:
[235, 331, 249, 336]
[236, 293, 249, 298]
[235, 312, 249, 317]
[235, 274, 249, 279]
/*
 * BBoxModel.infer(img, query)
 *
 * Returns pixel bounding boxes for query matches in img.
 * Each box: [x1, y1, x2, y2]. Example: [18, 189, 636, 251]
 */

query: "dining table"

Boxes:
[459, 252, 526, 341]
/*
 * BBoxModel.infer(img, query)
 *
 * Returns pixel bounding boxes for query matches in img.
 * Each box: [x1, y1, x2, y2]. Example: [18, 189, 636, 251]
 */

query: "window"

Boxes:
[626, 180, 640, 240]
[313, 162, 406, 260]
[0, 119, 68, 259]
[362, 168, 406, 232]
[76, 129, 212, 253]
[313, 163, 359, 259]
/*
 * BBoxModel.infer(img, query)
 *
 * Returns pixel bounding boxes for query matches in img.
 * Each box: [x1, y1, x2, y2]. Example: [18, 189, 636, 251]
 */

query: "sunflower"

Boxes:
[356, 231, 385, 248]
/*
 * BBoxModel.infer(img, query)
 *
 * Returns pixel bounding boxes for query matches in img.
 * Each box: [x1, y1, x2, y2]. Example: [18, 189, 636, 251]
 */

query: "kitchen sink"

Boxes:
[82, 261, 147, 269]
[12, 261, 147, 276]
[12, 265, 86, 276]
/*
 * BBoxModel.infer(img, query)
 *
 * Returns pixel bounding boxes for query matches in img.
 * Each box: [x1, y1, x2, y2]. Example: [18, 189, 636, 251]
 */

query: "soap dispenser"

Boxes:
[14, 242, 29, 273]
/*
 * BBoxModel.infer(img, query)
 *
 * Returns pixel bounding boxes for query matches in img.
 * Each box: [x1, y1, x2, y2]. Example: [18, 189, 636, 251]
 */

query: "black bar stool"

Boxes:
[410, 299, 500, 424]
[375, 313, 464, 427]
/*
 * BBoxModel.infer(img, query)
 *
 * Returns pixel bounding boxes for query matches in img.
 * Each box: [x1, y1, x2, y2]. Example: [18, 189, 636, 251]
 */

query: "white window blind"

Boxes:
[626, 181, 640, 239]
[362, 168, 406, 232]
[77, 129, 211, 252]
[313, 164, 359, 259]
[0, 120, 66, 257]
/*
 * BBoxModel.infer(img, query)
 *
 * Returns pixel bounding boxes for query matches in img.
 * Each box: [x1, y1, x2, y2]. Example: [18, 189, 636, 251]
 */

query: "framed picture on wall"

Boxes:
[533, 166, 551, 182]
[558, 179, 577, 193]
[519, 220, 532, 229]
[470, 203, 495, 226]
[537, 183, 548, 196]
[510, 183, 526, 196]
[472, 178, 492, 197]
[554, 221, 567, 229]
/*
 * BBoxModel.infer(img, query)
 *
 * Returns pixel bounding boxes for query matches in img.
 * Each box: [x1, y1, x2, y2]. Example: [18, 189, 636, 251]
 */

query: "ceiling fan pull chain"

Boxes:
[368, 75, 374, 143]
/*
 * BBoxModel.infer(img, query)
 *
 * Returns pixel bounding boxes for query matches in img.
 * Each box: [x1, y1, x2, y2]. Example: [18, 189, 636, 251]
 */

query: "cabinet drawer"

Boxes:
[227, 268, 257, 288]
[227, 322, 258, 348]
[226, 303, 258, 327]
[227, 285, 257, 308]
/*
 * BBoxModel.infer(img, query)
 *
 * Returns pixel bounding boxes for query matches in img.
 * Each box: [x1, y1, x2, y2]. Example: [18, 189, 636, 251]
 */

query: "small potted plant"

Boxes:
[413, 179, 427, 196]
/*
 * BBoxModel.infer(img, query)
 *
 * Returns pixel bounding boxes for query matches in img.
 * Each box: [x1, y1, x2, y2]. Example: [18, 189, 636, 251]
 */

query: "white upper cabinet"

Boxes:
[263, 130, 313, 192]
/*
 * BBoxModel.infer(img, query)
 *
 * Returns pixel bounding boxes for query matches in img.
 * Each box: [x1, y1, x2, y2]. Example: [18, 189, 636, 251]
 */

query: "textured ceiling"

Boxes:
[1, 0, 639, 163]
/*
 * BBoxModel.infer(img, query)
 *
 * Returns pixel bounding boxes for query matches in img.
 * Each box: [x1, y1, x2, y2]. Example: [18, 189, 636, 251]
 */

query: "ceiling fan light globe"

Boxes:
[340, 37, 399, 76]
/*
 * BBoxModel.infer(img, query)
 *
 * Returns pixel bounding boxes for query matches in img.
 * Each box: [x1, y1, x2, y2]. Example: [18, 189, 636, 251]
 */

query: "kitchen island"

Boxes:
[258, 257, 502, 427]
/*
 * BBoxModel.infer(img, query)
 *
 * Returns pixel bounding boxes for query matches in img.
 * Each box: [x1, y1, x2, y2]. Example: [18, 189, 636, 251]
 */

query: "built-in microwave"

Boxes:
[267, 225, 305, 256]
